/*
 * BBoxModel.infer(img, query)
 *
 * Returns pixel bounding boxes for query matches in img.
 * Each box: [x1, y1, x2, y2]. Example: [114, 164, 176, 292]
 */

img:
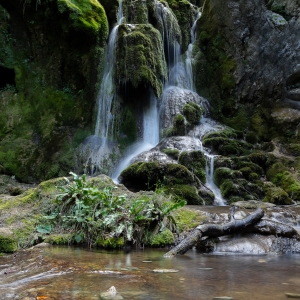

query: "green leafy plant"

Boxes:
[38, 172, 185, 248]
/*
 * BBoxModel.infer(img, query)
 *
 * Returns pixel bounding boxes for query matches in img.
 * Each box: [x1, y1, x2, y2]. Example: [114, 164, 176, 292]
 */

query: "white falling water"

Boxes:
[190, 117, 227, 206]
[78, 0, 124, 176]
[94, 0, 124, 138]
[205, 154, 226, 206]
[112, 94, 159, 181]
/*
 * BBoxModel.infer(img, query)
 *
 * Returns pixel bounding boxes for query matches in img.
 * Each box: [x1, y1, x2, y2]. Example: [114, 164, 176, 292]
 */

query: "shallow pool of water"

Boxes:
[0, 246, 300, 299]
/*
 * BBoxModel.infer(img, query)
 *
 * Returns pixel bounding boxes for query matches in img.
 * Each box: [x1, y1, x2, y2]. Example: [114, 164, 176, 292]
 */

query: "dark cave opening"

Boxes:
[0, 66, 16, 89]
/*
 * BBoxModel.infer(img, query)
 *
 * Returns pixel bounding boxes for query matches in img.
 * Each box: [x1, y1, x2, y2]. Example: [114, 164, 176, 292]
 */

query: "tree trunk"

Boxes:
[164, 207, 265, 257]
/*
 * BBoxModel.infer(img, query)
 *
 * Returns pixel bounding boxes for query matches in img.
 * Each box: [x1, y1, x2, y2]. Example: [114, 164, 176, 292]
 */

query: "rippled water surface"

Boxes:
[0, 246, 300, 299]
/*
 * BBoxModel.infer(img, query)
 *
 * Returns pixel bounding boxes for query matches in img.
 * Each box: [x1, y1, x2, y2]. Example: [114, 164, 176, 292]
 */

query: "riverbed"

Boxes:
[0, 246, 300, 299]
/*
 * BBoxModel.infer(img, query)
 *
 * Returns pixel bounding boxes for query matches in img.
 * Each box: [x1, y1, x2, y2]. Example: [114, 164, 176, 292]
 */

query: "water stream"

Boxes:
[1, 246, 300, 299]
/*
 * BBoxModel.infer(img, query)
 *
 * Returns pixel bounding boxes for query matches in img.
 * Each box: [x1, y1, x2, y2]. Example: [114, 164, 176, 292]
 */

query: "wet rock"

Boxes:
[233, 200, 276, 209]
[213, 297, 233, 300]
[100, 286, 123, 300]
[160, 87, 209, 131]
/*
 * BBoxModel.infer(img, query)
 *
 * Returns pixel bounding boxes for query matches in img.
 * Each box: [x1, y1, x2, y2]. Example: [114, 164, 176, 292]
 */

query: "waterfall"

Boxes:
[77, 0, 124, 176]
[94, 0, 124, 138]
[205, 154, 226, 206]
[112, 93, 159, 181]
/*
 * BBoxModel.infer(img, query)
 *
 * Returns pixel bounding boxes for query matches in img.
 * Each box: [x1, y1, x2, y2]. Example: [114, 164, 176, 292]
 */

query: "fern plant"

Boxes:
[38, 172, 186, 248]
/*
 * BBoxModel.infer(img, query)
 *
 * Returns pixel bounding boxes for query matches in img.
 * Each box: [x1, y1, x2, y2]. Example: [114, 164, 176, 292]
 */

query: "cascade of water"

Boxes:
[94, 27, 117, 138]
[94, 0, 124, 138]
[190, 117, 227, 205]
[112, 93, 159, 181]
[204, 154, 226, 206]
[184, 12, 201, 91]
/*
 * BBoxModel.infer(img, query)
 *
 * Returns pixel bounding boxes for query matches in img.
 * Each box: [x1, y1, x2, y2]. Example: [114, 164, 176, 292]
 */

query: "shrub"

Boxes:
[38, 172, 185, 247]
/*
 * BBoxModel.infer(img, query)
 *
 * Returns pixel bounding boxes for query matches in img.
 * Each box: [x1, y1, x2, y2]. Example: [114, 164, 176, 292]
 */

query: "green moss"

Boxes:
[44, 234, 72, 245]
[213, 167, 232, 186]
[202, 137, 252, 156]
[178, 150, 206, 182]
[220, 179, 238, 198]
[263, 186, 292, 205]
[164, 184, 202, 205]
[167, 114, 186, 136]
[286, 144, 300, 156]
[149, 229, 174, 247]
[162, 148, 180, 160]
[183, 102, 203, 125]
[57, 0, 109, 38]
[95, 237, 124, 249]
[194, 0, 237, 120]
[267, 162, 300, 201]
[0, 231, 18, 253]
[120, 161, 197, 197]
[163, 0, 196, 51]
[116, 24, 167, 97]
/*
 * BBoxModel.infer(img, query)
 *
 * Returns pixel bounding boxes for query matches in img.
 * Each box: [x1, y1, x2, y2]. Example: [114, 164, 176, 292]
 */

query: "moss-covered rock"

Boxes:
[0, 0, 108, 182]
[95, 237, 124, 249]
[178, 150, 206, 182]
[163, 0, 198, 51]
[202, 136, 252, 156]
[0, 228, 18, 252]
[44, 234, 72, 245]
[116, 24, 167, 97]
[149, 228, 174, 247]
[164, 184, 203, 205]
[182, 102, 203, 125]
[162, 148, 180, 160]
[57, 0, 108, 37]
[263, 185, 292, 205]
[120, 161, 195, 191]
[172, 207, 207, 233]
[267, 162, 300, 201]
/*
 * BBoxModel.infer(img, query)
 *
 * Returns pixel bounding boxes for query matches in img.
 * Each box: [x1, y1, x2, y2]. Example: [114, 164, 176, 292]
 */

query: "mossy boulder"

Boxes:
[119, 161, 203, 204]
[182, 102, 203, 125]
[263, 185, 292, 205]
[202, 136, 252, 156]
[0, 0, 108, 182]
[116, 24, 167, 97]
[178, 150, 206, 182]
[0, 228, 18, 252]
[267, 162, 300, 201]
[149, 228, 174, 247]
[57, 0, 109, 37]
[162, 148, 180, 160]
[120, 161, 195, 190]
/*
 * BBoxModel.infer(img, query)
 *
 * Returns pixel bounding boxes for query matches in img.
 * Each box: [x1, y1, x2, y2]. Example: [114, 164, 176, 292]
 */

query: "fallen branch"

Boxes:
[164, 207, 264, 257]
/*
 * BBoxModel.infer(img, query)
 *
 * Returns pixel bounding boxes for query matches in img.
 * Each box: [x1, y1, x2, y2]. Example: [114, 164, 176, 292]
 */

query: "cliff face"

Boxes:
[0, 0, 109, 182]
[1, 0, 300, 190]
[194, 0, 300, 139]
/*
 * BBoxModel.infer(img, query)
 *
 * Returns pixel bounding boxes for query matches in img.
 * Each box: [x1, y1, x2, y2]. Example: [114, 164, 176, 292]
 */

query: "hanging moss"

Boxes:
[162, 0, 197, 51]
[116, 24, 167, 97]
[122, 0, 149, 24]
[57, 0, 109, 38]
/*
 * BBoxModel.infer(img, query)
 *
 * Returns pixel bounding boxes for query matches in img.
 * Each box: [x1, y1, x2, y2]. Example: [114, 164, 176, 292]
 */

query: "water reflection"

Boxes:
[0, 246, 300, 299]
